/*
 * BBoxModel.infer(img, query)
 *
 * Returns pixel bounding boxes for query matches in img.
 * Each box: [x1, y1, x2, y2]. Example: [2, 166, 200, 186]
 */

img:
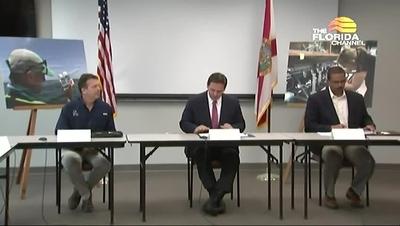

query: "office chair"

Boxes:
[55, 148, 109, 213]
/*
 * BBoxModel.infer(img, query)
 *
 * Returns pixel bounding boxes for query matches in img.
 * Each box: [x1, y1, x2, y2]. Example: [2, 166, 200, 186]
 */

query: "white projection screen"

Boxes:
[52, 0, 338, 96]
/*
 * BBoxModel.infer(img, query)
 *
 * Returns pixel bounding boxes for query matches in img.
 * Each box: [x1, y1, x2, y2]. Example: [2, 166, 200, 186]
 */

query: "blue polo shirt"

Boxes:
[55, 97, 116, 133]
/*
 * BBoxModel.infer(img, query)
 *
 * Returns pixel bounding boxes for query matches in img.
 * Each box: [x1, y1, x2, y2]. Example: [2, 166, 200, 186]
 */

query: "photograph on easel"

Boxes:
[284, 40, 377, 107]
[0, 37, 86, 109]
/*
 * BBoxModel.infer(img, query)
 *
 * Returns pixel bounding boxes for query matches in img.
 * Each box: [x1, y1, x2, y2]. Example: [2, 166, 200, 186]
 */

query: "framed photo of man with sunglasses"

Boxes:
[0, 37, 86, 109]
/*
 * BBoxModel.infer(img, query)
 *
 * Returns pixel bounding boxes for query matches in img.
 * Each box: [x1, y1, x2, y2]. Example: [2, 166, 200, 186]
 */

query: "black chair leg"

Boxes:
[187, 158, 190, 201]
[366, 181, 369, 206]
[103, 177, 106, 203]
[56, 148, 61, 214]
[190, 158, 194, 208]
[319, 157, 322, 206]
[236, 167, 240, 207]
[308, 151, 311, 199]
[55, 149, 59, 207]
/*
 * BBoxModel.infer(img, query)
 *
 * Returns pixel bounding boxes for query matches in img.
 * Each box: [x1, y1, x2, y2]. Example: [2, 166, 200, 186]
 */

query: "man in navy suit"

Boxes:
[180, 72, 245, 216]
[305, 66, 375, 209]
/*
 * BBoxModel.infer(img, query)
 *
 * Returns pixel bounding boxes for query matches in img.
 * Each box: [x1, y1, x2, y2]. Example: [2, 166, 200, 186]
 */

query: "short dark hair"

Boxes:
[327, 66, 346, 80]
[78, 73, 99, 94]
[207, 72, 227, 89]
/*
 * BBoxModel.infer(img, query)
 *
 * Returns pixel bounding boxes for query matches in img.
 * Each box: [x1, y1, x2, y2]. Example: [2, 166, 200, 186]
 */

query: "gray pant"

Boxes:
[321, 145, 375, 198]
[61, 149, 111, 197]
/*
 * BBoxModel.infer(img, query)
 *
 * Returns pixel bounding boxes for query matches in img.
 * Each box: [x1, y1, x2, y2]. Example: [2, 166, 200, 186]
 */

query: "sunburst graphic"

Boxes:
[328, 17, 357, 33]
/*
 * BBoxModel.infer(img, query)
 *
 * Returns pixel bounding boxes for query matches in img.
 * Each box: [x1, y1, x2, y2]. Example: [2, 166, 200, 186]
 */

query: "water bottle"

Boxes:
[58, 71, 74, 91]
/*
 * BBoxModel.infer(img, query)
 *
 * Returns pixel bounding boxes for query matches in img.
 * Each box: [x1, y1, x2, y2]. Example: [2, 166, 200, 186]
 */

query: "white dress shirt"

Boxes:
[329, 87, 348, 127]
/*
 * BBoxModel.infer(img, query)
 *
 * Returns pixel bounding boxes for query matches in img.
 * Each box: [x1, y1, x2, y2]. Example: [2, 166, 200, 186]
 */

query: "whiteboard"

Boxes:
[52, 0, 338, 95]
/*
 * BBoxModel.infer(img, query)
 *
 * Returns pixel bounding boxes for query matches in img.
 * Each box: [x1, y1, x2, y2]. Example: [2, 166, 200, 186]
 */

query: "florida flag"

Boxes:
[255, 0, 277, 128]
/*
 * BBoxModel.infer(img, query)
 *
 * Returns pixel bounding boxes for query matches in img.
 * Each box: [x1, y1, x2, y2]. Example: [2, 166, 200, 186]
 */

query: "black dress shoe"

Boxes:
[211, 190, 226, 214]
[202, 199, 219, 216]
[216, 200, 226, 214]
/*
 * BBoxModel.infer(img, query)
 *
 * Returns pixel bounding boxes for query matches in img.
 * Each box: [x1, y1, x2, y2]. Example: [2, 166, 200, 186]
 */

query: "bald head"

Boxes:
[7, 49, 46, 92]
[7, 49, 44, 74]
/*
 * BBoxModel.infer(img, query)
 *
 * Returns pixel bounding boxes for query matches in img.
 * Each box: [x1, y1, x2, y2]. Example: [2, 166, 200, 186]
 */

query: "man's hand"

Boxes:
[220, 123, 233, 129]
[364, 124, 376, 132]
[194, 125, 209, 134]
[331, 124, 346, 129]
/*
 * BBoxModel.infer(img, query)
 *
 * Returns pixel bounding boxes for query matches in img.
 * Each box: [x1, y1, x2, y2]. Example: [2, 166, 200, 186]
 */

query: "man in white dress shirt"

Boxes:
[304, 66, 375, 209]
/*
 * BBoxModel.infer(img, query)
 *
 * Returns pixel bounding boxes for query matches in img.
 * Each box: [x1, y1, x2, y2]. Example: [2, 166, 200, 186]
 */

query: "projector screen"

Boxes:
[52, 0, 338, 95]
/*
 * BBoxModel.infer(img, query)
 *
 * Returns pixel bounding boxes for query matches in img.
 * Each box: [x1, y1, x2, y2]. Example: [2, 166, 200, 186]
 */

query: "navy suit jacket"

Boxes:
[304, 88, 374, 154]
[180, 91, 245, 157]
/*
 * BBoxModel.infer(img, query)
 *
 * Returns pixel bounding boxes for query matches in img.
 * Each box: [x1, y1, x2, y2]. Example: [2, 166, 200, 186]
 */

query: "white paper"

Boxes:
[331, 128, 365, 140]
[198, 133, 209, 139]
[208, 128, 241, 140]
[0, 136, 11, 157]
[57, 129, 91, 142]
[317, 132, 332, 137]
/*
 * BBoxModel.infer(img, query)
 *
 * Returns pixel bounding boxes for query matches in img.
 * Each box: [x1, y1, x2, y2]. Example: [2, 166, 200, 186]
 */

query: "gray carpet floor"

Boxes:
[1, 163, 400, 225]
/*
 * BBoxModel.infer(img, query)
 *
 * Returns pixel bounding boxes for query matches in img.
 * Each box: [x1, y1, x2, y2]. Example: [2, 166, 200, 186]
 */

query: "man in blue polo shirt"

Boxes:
[55, 73, 115, 212]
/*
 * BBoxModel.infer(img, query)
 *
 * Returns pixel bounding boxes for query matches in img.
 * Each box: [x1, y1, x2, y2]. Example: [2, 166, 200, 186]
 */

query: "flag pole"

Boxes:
[256, 0, 279, 182]
[256, 91, 280, 182]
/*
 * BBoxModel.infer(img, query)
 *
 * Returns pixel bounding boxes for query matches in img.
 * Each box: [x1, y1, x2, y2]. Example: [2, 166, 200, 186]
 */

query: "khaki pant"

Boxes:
[321, 145, 375, 197]
[61, 148, 111, 196]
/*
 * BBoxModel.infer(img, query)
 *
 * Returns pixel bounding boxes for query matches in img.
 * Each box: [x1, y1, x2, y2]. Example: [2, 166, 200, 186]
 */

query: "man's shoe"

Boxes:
[346, 187, 364, 208]
[81, 194, 94, 213]
[324, 196, 339, 209]
[68, 190, 81, 210]
[202, 199, 219, 216]
[216, 200, 226, 214]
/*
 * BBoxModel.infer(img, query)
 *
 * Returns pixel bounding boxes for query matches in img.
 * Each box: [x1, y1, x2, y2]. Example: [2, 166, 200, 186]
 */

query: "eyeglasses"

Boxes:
[37, 60, 48, 75]
[6, 59, 48, 75]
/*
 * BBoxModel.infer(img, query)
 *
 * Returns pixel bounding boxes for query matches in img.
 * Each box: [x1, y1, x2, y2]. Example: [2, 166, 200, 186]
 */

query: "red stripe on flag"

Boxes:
[255, 0, 277, 128]
[271, 38, 277, 56]
[263, 0, 271, 38]
[97, 0, 117, 115]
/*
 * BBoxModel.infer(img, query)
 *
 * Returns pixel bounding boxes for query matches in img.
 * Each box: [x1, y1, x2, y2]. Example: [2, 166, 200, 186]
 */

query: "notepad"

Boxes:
[208, 128, 241, 140]
[331, 128, 365, 140]
[57, 129, 91, 142]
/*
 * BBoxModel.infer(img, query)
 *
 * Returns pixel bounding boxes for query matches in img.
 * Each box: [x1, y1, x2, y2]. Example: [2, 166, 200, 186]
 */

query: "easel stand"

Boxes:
[283, 112, 305, 183]
[16, 109, 37, 199]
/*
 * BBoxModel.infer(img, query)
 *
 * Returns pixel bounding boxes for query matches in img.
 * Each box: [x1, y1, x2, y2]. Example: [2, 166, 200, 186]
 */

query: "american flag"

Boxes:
[97, 0, 117, 115]
[255, 0, 277, 128]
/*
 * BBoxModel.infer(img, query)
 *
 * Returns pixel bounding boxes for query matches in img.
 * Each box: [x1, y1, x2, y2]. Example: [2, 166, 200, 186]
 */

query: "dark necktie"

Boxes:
[211, 100, 219, 129]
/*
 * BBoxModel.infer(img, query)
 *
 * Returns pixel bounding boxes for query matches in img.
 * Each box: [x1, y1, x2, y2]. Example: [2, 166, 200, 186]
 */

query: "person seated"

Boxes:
[304, 66, 375, 209]
[55, 73, 115, 212]
[180, 72, 245, 216]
